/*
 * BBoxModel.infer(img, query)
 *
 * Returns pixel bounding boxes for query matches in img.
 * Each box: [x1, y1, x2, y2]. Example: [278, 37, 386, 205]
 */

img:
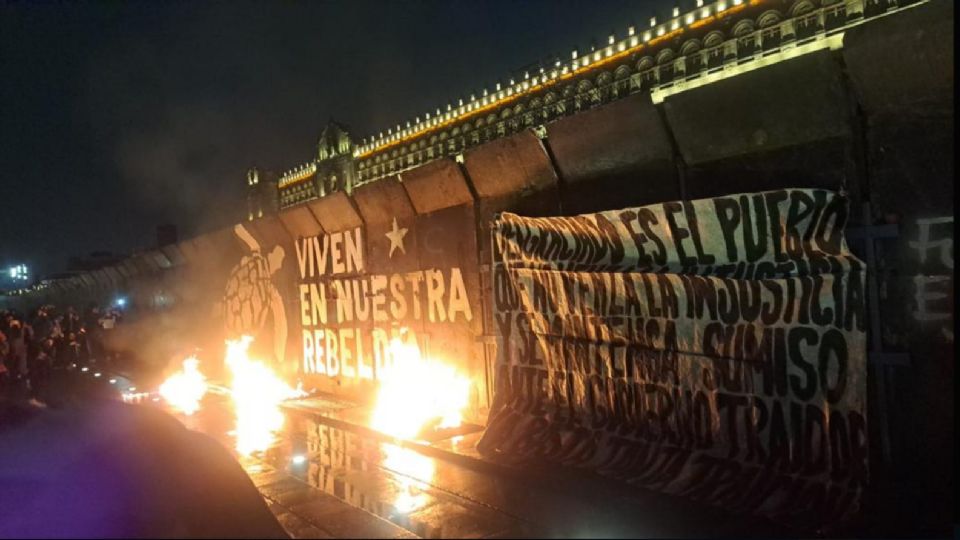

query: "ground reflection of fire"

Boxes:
[371, 334, 471, 514]
[383, 445, 434, 514]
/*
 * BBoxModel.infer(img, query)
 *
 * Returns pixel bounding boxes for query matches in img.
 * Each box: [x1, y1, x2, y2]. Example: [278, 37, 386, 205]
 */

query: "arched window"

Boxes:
[679, 39, 703, 77]
[591, 71, 610, 104]
[758, 10, 783, 28]
[680, 39, 701, 56]
[757, 10, 783, 50]
[732, 19, 757, 59]
[732, 19, 756, 37]
[791, 0, 819, 39]
[634, 56, 656, 90]
[573, 79, 593, 110]
[703, 31, 726, 69]
[656, 48, 676, 84]
[789, 0, 815, 16]
[656, 48, 675, 64]
[703, 31, 724, 48]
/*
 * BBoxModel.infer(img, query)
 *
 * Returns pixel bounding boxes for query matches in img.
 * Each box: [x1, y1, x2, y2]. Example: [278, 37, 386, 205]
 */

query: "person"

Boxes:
[28, 338, 55, 407]
[98, 308, 117, 331]
[0, 330, 9, 391]
[63, 307, 81, 335]
[76, 327, 92, 367]
[83, 306, 106, 363]
[62, 331, 82, 369]
[30, 308, 52, 344]
[7, 319, 29, 388]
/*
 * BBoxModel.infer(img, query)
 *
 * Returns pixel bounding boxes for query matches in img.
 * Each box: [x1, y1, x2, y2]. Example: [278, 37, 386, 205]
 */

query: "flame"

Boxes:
[158, 356, 208, 415]
[370, 333, 471, 514]
[226, 336, 305, 456]
[370, 336, 471, 440]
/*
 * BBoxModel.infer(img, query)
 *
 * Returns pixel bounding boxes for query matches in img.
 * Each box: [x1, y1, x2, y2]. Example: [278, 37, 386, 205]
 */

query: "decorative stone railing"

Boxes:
[280, 0, 923, 208]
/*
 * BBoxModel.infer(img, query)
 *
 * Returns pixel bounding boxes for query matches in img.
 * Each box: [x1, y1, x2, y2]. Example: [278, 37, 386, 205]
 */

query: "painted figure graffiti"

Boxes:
[223, 223, 289, 366]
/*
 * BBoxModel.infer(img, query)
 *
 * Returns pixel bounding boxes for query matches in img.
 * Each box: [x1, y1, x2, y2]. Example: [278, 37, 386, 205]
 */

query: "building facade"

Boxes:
[246, 167, 279, 221]
[253, 0, 920, 214]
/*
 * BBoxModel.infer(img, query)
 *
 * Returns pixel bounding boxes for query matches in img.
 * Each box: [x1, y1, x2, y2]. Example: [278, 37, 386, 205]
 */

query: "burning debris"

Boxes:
[370, 335, 471, 441]
[158, 356, 208, 416]
[225, 336, 305, 456]
[157, 335, 305, 455]
[155, 330, 471, 514]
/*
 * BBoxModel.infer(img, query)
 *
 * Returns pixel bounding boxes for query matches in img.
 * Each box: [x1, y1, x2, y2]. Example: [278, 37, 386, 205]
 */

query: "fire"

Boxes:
[225, 336, 305, 456]
[370, 334, 471, 514]
[370, 336, 471, 440]
[158, 356, 208, 416]
[156, 336, 305, 456]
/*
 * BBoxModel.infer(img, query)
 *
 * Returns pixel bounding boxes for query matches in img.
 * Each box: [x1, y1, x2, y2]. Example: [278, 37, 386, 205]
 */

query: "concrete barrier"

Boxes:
[401, 158, 474, 215]
[547, 93, 679, 213]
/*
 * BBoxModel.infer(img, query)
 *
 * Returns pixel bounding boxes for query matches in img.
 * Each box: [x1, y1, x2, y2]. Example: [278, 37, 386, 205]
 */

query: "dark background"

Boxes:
[1, 0, 674, 278]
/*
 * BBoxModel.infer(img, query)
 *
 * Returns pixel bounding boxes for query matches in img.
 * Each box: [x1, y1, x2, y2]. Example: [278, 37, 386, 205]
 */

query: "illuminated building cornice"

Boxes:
[260, 0, 929, 211]
[354, 0, 755, 159]
[278, 161, 317, 189]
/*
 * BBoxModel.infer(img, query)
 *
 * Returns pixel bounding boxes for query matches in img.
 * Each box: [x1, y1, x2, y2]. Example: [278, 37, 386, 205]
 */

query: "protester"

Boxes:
[0, 302, 120, 406]
[27, 338, 55, 407]
[0, 330, 9, 390]
[61, 331, 82, 369]
[7, 318, 29, 385]
[63, 306, 81, 335]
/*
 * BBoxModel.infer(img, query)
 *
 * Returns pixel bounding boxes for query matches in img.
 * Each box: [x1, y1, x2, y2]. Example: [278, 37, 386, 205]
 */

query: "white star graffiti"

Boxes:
[385, 217, 409, 258]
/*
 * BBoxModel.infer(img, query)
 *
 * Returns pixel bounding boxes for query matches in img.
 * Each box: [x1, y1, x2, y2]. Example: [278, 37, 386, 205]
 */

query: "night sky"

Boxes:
[1, 0, 674, 278]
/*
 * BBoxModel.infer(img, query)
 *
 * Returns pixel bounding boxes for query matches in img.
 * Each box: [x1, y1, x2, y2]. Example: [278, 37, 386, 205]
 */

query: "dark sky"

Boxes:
[1, 0, 674, 277]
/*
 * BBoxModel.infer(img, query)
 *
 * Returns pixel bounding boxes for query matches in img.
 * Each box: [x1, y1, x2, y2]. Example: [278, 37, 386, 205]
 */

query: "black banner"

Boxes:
[478, 188, 867, 527]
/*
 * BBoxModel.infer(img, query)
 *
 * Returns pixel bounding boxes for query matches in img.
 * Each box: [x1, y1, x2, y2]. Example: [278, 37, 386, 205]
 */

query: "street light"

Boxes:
[8, 264, 29, 281]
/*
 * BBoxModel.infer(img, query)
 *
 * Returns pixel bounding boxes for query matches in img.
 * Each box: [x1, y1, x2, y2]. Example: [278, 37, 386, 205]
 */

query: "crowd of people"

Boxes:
[0, 303, 124, 406]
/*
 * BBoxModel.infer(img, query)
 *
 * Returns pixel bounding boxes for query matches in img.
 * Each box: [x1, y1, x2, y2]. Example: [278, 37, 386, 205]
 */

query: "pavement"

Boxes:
[176, 389, 790, 539]
[37, 360, 950, 539]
